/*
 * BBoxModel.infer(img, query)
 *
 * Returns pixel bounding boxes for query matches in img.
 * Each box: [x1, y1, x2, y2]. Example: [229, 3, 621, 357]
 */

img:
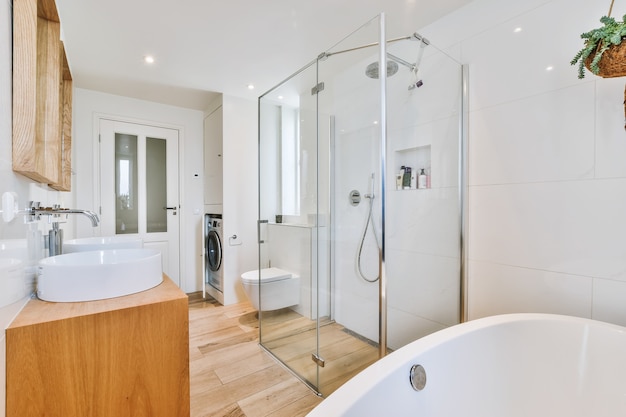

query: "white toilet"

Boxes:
[241, 267, 300, 311]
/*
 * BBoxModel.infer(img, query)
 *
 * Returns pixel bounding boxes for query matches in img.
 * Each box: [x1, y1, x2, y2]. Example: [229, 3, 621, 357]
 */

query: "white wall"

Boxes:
[201, 94, 257, 305]
[221, 95, 259, 305]
[421, 0, 626, 324]
[73, 88, 205, 293]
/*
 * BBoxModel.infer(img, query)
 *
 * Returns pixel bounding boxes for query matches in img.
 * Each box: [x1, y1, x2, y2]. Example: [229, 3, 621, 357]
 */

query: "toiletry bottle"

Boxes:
[402, 167, 412, 189]
[396, 167, 404, 190]
[410, 170, 416, 189]
[418, 168, 427, 189]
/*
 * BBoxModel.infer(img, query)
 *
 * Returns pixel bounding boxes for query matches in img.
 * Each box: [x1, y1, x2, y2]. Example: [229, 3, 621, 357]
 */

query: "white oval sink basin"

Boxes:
[0, 258, 27, 308]
[37, 249, 162, 302]
[63, 236, 143, 254]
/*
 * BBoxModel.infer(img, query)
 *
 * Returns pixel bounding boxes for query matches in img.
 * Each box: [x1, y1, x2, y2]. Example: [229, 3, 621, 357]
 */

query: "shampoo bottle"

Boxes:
[402, 167, 412, 189]
[396, 167, 404, 190]
[418, 168, 427, 189]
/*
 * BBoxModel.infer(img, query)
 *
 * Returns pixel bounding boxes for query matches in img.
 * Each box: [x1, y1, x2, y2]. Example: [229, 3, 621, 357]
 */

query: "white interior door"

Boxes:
[99, 119, 180, 286]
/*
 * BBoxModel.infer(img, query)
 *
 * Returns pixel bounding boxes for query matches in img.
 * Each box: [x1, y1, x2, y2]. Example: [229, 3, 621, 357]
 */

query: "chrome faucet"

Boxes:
[26, 202, 100, 227]
[26, 202, 100, 256]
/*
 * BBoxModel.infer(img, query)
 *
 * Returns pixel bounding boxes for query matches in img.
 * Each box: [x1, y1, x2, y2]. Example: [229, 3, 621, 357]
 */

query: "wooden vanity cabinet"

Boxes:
[6, 276, 190, 417]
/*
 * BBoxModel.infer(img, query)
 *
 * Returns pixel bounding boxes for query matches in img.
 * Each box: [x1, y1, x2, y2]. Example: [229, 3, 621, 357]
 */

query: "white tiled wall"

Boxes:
[331, 31, 463, 349]
[421, 0, 626, 322]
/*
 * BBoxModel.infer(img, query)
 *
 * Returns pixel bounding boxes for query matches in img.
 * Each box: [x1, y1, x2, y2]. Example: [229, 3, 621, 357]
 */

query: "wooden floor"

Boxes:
[188, 293, 379, 416]
[260, 309, 379, 397]
[189, 293, 322, 417]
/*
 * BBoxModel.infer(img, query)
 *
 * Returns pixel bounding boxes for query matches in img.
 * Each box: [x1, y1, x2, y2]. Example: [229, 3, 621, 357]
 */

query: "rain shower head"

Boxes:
[362, 33, 429, 86]
[365, 60, 399, 79]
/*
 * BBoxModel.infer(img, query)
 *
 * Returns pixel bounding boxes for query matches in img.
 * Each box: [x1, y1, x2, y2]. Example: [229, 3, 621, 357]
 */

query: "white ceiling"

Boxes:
[55, 0, 473, 110]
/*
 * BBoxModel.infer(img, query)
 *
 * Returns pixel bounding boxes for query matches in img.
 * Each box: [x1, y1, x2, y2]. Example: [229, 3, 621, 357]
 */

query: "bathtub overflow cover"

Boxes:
[410, 364, 427, 391]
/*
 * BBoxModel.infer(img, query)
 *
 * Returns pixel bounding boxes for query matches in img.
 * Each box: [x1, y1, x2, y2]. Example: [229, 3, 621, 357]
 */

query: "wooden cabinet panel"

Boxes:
[34, 15, 61, 183]
[12, 0, 40, 179]
[49, 46, 72, 191]
[13, 0, 72, 190]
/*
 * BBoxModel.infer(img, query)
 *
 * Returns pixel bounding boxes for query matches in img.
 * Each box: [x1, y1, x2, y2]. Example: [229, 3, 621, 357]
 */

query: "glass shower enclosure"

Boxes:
[258, 14, 466, 396]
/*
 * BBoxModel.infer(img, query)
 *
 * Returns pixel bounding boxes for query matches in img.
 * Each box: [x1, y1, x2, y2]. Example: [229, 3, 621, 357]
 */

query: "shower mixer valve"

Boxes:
[349, 190, 361, 206]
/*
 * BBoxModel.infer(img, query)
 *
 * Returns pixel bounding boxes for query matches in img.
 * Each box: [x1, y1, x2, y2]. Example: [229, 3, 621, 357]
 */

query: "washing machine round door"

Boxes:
[207, 230, 222, 272]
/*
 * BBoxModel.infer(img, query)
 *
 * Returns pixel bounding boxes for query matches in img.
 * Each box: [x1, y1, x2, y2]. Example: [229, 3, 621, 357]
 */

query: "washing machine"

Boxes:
[204, 214, 223, 293]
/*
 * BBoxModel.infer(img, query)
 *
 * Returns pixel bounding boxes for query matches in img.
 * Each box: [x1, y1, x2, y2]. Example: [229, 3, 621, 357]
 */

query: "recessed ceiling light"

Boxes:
[278, 95, 284, 100]
[144, 55, 155, 64]
[546, 66, 554, 71]
[247, 84, 255, 90]
[514, 27, 522, 33]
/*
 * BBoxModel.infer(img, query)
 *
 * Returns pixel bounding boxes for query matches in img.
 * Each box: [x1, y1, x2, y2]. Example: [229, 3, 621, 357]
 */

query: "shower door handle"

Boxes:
[258, 219, 268, 243]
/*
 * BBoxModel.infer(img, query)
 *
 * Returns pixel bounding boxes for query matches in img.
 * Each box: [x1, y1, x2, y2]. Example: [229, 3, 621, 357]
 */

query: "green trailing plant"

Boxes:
[570, 15, 626, 78]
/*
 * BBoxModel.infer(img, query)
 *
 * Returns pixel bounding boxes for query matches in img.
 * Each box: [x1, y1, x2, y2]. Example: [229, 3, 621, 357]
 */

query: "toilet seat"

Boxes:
[241, 267, 294, 284]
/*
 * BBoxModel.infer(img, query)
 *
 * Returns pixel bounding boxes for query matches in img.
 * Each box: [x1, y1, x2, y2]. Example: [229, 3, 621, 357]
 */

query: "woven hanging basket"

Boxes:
[584, 40, 626, 78]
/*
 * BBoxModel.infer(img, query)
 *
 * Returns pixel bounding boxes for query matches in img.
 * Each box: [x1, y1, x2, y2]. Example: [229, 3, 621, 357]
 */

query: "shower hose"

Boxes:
[357, 192, 380, 283]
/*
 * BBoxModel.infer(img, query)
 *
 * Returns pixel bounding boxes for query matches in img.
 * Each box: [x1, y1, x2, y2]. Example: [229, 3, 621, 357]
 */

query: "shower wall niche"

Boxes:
[258, 13, 465, 396]
[394, 145, 431, 190]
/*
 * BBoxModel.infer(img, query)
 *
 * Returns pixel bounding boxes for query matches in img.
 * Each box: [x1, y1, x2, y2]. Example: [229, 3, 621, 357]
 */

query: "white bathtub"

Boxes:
[307, 314, 626, 417]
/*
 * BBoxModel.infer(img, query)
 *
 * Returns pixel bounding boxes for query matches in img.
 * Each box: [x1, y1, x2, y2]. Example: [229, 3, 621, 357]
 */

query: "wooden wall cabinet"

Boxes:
[13, 0, 72, 190]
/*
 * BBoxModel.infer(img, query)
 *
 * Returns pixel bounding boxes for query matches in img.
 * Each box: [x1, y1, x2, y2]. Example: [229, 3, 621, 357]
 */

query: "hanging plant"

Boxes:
[570, 14, 626, 79]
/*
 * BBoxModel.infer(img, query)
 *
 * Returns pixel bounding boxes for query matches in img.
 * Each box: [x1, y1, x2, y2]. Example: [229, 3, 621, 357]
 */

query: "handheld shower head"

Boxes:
[364, 173, 376, 199]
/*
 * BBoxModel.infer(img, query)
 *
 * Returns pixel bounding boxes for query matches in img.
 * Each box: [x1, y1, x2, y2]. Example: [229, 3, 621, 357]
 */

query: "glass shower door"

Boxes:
[258, 58, 323, 392]
[315, 16, 383, 396]
[258, 14, 386, 397]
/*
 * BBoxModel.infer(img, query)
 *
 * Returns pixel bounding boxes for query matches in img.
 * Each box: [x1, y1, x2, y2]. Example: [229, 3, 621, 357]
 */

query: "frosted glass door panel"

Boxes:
[146, 137, 167, 233]
[115, 133, 138, 234]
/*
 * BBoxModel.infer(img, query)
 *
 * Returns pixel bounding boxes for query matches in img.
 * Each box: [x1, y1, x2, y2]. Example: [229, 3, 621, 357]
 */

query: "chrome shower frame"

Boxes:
[378, 14, 388, 358]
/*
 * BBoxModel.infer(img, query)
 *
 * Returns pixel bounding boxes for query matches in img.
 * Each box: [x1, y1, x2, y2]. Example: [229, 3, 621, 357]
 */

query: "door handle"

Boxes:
[163, 206, 177, 215]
